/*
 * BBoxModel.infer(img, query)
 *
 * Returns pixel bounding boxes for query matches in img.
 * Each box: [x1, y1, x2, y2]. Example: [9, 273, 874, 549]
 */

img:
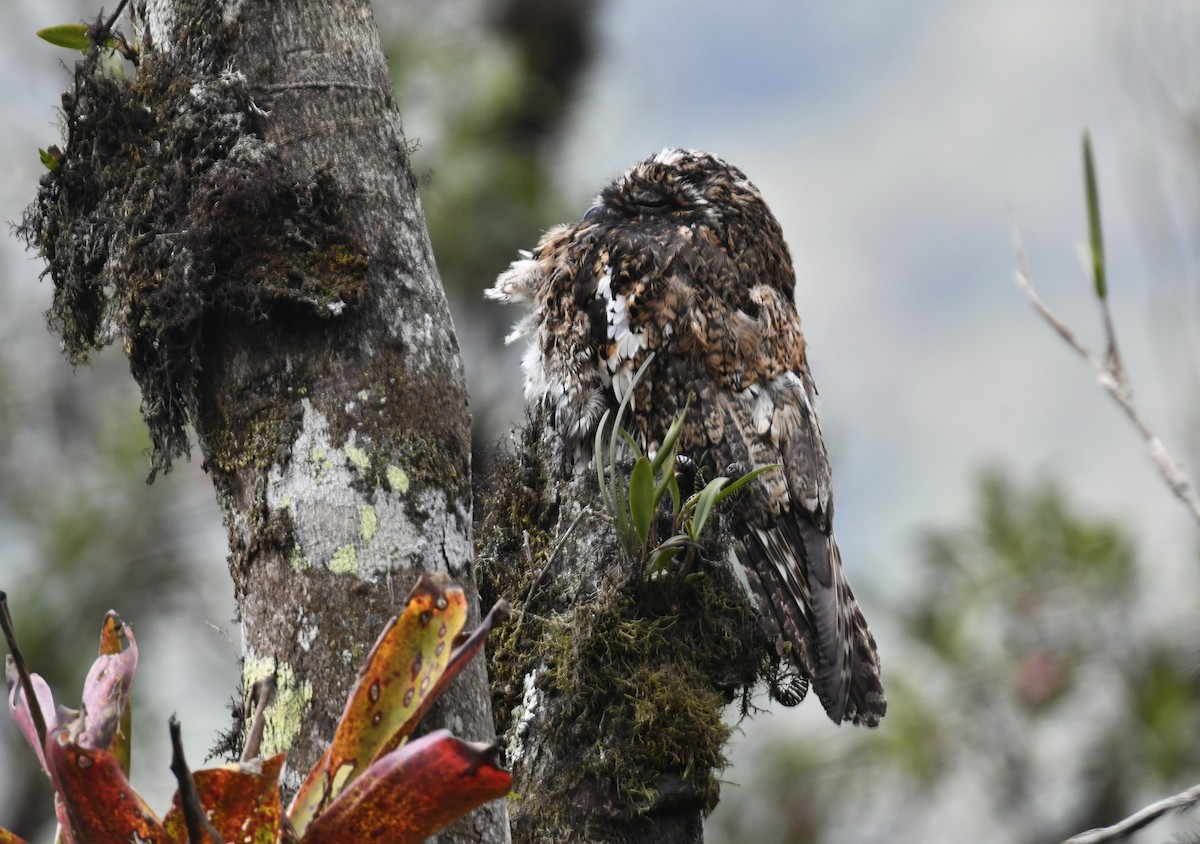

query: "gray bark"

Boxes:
[25, 0, 507, 840]
[174, 6, 507, 839]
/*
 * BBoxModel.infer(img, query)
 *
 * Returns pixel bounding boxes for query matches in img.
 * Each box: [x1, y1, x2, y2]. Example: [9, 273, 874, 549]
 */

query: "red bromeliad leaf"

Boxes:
[5, 657, 56, 770]
[162, 753, 285, 844]
[299, 729, 512, 844]
[81, 612, 137, 765]
[289, 572, 469, 832]
[44, 717, 168, 843]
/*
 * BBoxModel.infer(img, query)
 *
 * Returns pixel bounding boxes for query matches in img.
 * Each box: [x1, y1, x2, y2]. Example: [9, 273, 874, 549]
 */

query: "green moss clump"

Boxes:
[544, 572, 768, 818]
[475, 433, 558, 736]
[476, 418, 782, 830]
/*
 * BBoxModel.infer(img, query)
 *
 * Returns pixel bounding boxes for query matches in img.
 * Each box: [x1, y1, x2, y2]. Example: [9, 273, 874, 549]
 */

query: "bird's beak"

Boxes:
[583, 204, 604, 223]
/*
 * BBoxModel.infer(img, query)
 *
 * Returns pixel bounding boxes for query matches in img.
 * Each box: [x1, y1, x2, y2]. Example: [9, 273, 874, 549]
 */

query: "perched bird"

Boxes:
[486, 148, 885, 727]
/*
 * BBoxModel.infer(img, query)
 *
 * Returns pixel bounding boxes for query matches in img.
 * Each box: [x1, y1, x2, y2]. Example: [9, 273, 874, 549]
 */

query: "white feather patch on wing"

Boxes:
[770, 372, 809, 436]
[594, 264, 647, 407]
[753, 526, 811, 624]
[742, 382, 773, 436]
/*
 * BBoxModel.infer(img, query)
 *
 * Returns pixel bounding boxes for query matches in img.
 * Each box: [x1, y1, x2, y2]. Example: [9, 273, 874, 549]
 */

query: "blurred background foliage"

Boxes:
[709, 471, 1200, 843]
[5, 1, 1200, 843]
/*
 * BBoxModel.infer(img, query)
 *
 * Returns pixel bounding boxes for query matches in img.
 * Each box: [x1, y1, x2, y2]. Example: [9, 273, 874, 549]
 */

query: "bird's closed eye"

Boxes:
[634, 191, 672, 211]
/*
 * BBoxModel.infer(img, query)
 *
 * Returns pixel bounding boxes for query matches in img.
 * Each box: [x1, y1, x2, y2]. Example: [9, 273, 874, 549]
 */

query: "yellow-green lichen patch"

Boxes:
[359, 504, 378, 542]
[240, 655, 314, 757]
[243, 654, 276, 690]
[289, 543, 311, 572]
[329, 543, 358, 574]
[345, 443, 370, 471]
[202, 401, 298, 480]
[386, 464, 409, 494]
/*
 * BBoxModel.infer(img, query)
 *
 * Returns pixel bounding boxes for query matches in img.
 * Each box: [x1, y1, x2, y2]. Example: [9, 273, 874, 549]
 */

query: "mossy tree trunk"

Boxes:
[478, 415, 776, 843]
[22, 0, 506, 841]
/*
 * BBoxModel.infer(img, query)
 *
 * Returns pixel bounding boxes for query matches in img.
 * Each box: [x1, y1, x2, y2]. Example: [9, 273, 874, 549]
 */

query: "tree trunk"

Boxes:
[23, 0, 507, 840]
[477, 414, 777, 843]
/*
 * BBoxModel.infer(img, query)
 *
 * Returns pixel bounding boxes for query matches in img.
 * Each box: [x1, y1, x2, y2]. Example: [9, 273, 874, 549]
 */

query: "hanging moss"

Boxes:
[18, 14, 369, 479]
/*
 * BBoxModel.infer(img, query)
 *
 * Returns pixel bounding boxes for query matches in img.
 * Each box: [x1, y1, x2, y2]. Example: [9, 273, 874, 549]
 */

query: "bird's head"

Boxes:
[581, 148, 794, 296]
[585, 148, 766, 230]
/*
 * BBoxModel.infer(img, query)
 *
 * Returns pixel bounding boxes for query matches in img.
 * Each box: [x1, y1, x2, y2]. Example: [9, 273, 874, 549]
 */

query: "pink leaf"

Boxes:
[5, 656, 56, 770]
[79, 616, 137, 751]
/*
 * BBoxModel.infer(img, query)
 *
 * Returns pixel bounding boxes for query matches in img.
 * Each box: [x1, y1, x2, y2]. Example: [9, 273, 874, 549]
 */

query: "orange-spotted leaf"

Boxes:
[289, 572, 469, 832]
[84, 612, 136, 771]
[44, 717, 167, 843]
[386, 596, 509, 759]
[0, 827, 32, 844]
[288, 746, 332, 835]
[299, 729, 511, 844]
[5, 657, 56, 770]
[162, 753, 285, 844]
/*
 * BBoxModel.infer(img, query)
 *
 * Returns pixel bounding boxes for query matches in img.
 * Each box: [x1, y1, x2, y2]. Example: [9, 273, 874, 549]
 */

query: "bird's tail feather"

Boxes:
[742, 519, 886, 726]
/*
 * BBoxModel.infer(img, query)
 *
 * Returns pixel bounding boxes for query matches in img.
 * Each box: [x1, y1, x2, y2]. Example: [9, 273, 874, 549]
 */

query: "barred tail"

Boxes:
[741, 516, 886, 726]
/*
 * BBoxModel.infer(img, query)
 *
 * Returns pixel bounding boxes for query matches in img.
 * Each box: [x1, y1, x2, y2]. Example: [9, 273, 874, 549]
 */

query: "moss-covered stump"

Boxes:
[477, 413, 786, 843]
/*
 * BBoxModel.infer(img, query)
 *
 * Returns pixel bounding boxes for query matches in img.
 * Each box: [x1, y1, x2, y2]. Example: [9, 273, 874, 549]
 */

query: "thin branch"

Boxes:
[1010, 221, 1200, 527]
[170, 715, 226, 844]
[240, 676, 275, 763]
[1062, 781, 1200, 843]
[0, 591, 48, 751]
[508, 508, 593, 643]
[100, 0, 130, 37]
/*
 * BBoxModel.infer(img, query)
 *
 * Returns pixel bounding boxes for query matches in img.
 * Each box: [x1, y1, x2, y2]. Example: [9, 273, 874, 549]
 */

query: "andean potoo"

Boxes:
[487, 148, 886, 726]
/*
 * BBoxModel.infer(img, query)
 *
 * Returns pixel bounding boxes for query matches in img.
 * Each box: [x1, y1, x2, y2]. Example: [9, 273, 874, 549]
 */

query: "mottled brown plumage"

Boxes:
[487, 148, 885, 726]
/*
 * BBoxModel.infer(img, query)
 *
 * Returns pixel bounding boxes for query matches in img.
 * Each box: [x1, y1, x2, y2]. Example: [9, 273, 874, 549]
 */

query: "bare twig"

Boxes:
[170, 715, 226, 843]
[100, 0, 130, 36]
[0, 591, 48, 751]
[1099, 303, 1125, 388]
[1011, 222, 1200, 527]
[511, 508, 593, 640]
[240, 676, 275, 763]
[1063, 782, 1200, 843]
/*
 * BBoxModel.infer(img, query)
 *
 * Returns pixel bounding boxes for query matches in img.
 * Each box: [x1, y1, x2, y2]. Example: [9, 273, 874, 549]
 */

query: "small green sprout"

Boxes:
[38, 147, 61, 171]
[36, 16, 137, 62]
[595, 353, 776, 578]
[36, 23, 94, 52]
